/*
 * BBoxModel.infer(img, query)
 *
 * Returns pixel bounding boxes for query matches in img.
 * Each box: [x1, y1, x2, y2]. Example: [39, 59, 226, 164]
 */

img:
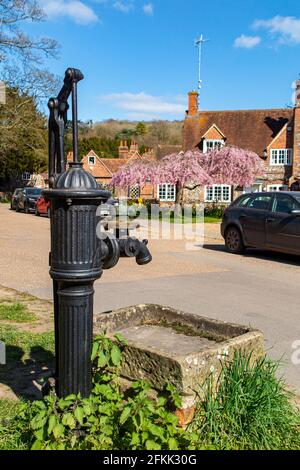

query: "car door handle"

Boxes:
[266, 217, 275, 223]
[240, 215, 246, 219]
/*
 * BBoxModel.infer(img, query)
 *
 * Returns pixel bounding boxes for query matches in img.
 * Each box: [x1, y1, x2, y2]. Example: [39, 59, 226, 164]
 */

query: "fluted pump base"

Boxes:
[56, 282, 94, 397]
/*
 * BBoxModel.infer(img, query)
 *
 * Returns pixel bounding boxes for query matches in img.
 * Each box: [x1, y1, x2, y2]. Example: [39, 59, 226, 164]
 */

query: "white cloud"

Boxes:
[234, 34, 261, 49]
[253, 16, 300, 44]
[99, 92, 186, 119]
[113, 1, 134, 13]
[42, 1, 99, 24]
[143, 3, 153, 16]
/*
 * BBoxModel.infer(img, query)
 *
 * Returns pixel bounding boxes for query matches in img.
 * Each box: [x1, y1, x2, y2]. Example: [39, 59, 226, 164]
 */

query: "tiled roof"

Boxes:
[99, 158, 128, 174]
[186, 108, 294, 156]
[156, 144, 182, 159]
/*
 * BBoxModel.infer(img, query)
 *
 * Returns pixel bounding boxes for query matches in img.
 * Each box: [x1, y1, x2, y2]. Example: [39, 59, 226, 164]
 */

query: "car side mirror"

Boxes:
[290, 209, 300, 216]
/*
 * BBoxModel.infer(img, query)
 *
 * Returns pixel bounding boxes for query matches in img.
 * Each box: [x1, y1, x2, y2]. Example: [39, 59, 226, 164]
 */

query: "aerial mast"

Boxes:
[194, 34, 210, 95]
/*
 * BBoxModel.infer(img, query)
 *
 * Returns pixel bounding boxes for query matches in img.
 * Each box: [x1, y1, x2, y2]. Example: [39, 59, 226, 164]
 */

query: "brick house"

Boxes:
[76, 142, 158, 201]
[182, 80, 300, 204]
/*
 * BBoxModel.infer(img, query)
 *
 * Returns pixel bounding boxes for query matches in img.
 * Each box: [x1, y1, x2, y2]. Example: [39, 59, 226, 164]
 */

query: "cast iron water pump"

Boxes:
[43, 68, 152, 398]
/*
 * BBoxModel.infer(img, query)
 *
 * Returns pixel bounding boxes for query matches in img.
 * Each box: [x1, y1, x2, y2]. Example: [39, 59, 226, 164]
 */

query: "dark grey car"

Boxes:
[10, 188, 23, 210]
[221, 191, 300, 255]
[16, 187, 42, 213]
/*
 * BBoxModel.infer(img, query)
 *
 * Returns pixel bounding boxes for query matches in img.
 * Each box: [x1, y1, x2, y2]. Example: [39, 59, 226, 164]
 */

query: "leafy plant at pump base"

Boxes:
[9, 333, 196, 450]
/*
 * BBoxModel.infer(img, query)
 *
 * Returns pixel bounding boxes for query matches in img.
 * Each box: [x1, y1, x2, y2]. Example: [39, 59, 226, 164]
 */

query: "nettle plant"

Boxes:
[17, 333, 196, 450]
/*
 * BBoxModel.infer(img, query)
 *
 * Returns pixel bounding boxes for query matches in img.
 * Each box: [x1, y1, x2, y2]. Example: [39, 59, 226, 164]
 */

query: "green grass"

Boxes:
[0, 303, 37, 323]
[190, 352, 300, 450]
[204, 216, 222, 223]
[0, 399, 29, 450]
[137, 215, 221, 224]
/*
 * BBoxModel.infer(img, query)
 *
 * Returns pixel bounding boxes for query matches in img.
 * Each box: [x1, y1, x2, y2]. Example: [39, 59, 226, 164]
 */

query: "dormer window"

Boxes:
[88, 156, 95, 166]
[203, 139, 224, 153]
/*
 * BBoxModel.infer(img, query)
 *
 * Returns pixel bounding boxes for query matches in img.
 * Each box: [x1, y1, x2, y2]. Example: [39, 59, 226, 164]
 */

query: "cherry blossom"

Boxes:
[110, 146, 264, 189]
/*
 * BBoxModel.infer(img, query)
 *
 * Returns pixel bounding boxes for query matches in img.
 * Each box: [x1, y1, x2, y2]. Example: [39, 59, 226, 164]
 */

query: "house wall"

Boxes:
[264, 125, 293, 186]
[293, 106, 300, 178]
[82, 154, 112, 179]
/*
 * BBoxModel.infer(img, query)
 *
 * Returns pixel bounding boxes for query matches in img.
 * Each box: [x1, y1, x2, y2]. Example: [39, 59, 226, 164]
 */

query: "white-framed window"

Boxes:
[267, 184, 288, 192]
[22, 172, 31, 181]
[128, 185, 140, 199]
[88, 156, 95, 165]
[158, 184, 176, 202]
[205, 184, 232, 203]
[203, 139, 224, 153]
[244, 183, 263, 193]
[270, 149, 292, 166]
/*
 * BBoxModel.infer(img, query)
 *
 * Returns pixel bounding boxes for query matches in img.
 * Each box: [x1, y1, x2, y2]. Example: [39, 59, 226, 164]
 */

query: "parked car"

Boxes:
[10, 188, 23, 210]
[35, 196, 50, 217]
[221, 191, 300, 255]
[16, 187, 42, 213]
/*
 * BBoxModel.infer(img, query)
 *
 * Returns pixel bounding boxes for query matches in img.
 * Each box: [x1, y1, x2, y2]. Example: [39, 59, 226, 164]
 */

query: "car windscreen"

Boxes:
[27, 188, 42, 196]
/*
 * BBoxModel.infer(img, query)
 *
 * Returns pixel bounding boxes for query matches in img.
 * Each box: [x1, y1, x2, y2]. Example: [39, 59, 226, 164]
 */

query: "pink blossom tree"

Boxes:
[111, 150, 212, 203]
[202, 146, 265, 187]
[110, 146, 265, 203]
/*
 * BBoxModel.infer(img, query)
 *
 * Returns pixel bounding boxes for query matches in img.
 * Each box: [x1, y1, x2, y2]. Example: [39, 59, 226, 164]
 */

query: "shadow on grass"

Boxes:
[0, 343, 54, 401]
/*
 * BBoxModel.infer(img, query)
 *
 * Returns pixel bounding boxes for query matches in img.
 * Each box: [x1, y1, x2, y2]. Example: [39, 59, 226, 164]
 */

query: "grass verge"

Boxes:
[190, 352, 300, 450]
[0, 303, 37, 323]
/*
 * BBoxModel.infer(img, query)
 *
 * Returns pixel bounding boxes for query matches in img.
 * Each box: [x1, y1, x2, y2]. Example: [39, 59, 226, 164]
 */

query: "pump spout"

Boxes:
[118, 237, 152, 265]
[135, 239, 152, 265]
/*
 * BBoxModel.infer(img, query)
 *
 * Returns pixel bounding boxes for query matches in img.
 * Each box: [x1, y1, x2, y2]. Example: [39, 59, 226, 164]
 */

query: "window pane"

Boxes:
[272, 196, 297, 213]
[129, 186, 140, 198]
[248, 195, 272, 210]
[158, 184, 175, 201]
[237, 195, 252, 207]
[222, 186, 230, 201]
[205, 187, 213, 201]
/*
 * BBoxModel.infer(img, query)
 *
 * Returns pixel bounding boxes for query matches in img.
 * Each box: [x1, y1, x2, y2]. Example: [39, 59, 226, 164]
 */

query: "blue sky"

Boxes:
[31, 1, 300, 121]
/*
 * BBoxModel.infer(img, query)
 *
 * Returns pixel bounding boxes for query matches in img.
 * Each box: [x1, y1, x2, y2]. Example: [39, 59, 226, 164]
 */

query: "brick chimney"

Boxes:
[129, 140, 139, 155]
[118, 140, 129, 158]
[187, 91, 199, 116]
[293, 81, 300, 177]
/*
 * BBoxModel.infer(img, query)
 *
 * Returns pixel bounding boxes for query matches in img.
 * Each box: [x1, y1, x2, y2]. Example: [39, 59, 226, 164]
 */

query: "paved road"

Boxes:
[1, 204, 300, 391]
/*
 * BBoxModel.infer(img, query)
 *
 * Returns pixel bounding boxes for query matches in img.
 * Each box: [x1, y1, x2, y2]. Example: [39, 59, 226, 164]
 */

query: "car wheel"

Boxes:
[25, 203, 30, 214]
[47, 208, 51, 218]
[35, 207, 40, 216]
[16, 204, 20, 212]
[225, 226, 245, 254]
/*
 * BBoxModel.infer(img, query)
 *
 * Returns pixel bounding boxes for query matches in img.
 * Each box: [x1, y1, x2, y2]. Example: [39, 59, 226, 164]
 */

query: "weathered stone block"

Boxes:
[94, 304, 264, 406]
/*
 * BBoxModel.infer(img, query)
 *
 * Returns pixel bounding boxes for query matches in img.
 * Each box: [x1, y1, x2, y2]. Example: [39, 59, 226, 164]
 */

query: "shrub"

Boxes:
[204, 204, 226, 219]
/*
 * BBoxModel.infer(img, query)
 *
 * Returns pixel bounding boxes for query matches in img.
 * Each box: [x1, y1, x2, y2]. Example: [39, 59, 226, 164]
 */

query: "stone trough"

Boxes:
[94, 304, 264, 421]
